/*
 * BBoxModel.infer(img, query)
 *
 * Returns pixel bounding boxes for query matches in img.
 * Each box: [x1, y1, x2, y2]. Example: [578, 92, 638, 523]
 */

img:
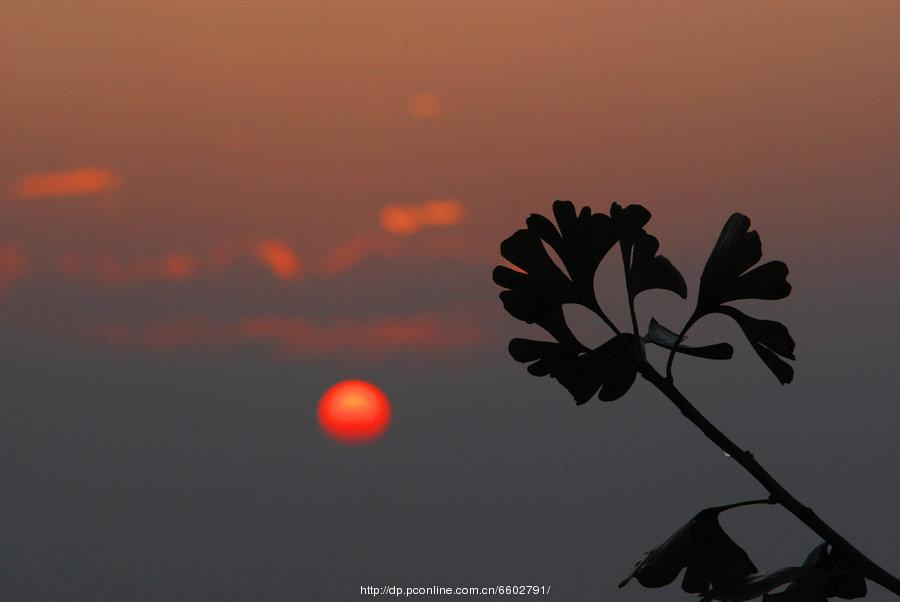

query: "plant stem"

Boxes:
[638, 361, 900, 597]
[664, 310, 699, 380]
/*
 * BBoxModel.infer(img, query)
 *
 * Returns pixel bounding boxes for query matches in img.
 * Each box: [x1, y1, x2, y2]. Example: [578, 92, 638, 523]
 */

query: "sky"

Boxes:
[1, 1, 899, 600]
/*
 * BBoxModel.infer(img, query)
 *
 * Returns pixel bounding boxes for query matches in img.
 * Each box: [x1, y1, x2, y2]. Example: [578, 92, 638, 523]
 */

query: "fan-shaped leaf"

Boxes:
[631, 230, 688, 298]
[619, 503, 758, 595]
[694, 213, 795, 382]
[698, 213, 791, 310]
[508, 334, 636, 404]
[611, 202, 687, 299]
[525, 200, 618, 301]
[717, 306, 795, 384]
[761, 544, 867, 602]
[494, 201, 618, 331]
[703, 567, 833, 602]
[493, 229, 573, 324]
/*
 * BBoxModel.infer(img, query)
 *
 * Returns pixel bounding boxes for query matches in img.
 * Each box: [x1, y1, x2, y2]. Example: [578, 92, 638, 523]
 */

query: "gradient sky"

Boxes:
[2, 2, 899, 600]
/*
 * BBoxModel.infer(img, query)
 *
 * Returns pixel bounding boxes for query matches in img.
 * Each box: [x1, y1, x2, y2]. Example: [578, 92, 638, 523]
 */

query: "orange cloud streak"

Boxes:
[160, 253, 198, 281]
[0, 244, 28, 293]
[252, 240, 302, 281]
[10, 167, 121, 199]
[58, 251, 200, 285]
[235, 314, 482, 356]
[319, 234, 400, 276]
[408, 93, 442, 119]
[380, 199, 466, 235]
[87, 312, 485, 358]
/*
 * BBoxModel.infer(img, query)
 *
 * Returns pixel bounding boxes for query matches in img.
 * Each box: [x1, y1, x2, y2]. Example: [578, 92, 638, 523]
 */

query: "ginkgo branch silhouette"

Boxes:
[493, 201, 899, 600]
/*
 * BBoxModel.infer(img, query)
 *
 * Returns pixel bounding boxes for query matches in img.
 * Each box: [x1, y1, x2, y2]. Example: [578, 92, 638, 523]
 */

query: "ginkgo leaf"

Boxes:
[717, 306, 795, 384]
[761, 543, 867, 602]
[525, 200, 618, 301]
[611, 202, 687, 299]
[619, 502, 758, 595]
[508, 334, 636, 404]
[493, 228, 573, 324]
[629, 229, 688, 298]
[495, 202, 642, 402]
[693, 213, 795, 383]
[494, 201, 618, 329]
[703, 567, 833, 602]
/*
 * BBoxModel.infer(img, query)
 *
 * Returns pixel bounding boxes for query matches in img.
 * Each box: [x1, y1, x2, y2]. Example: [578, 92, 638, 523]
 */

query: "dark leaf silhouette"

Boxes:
[493, 200, 618, 329]
[703, 567, 835, 602]
[493, 228, 573, 325]
[717, 306, 795, 384]
[508, 334, 636, 404]
[644, 318, 734, 360]
[611, 202, 687, 299]
[695, 213, 795, 383]
[525, 200, 618, 300]
[761, 544, 867, 602]
[698, 213, 791, 309]
[494, 201, 635, 403]
[495, 201, 895, 598]
[703, 543, 867, 602]
[619, 503, 758, 595]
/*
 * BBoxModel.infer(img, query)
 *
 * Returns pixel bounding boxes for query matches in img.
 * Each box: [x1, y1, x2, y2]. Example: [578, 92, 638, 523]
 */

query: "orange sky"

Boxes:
[1, 1, 898, 359]
[1, 7, 900, 600]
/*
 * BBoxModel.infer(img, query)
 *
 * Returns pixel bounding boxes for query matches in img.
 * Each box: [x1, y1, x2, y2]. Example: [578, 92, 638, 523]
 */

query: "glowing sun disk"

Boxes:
[317, 380, 391, 444]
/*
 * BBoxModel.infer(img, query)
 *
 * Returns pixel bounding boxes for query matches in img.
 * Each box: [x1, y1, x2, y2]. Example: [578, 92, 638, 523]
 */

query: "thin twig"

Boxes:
[639, 361, 900, 597]
[664, 310, 700, 380]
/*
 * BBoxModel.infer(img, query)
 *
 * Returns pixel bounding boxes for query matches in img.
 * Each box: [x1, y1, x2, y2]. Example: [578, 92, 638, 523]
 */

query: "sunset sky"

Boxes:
[2, 2, 898, 600]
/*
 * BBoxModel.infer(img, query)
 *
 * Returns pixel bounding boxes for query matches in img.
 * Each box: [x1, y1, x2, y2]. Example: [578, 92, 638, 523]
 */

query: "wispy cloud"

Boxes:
[0, 244, 28, 305]
[159, 253, 198, 281]
[318, 233, 400, 276]
[317, 199, 470, 275]
[87, 311, 487, 359]
[408, 92, 442, 119]
[9, 167, 121, 200]
[57, 251, 201, 285]
[235, 313, 485, 358]
[380, 199, 466, 235]
[51, 240, 297, 286]
[251, 240, 302, 281]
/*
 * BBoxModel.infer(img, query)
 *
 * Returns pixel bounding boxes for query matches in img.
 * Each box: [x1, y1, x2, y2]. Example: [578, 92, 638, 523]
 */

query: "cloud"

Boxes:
[94, 318, 210, 351]
[11, 193, 467, 289]
[75, 252, 200, 285]
[10, 167, 121, 200]
[318, 233, 400, 276]
[0, 244, 27, 282]
[380, 199, 466, 235]
[159, 253, 198, 281]
[86, 312, 487, 359]
[408, 93, 442, 119]
[252, 239, 302, 281]
[235, 313, 484, 358]
[37, 220, 482, 293]
[47, 238, 302, 287]
[317, 199, 468, 275]
[0, 244, 28, 304]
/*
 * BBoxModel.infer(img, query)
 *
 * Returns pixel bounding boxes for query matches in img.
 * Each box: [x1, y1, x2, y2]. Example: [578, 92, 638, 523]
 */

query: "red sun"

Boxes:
[317, 380, 391, 444]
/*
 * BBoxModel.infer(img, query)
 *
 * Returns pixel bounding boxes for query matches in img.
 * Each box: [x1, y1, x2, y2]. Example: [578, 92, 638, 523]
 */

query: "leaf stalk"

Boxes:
[639, 361, 900, 597]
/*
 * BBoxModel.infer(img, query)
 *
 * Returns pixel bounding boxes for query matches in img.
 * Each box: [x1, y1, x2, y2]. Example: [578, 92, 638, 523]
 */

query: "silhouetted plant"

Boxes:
[493, 202, 900, 600]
